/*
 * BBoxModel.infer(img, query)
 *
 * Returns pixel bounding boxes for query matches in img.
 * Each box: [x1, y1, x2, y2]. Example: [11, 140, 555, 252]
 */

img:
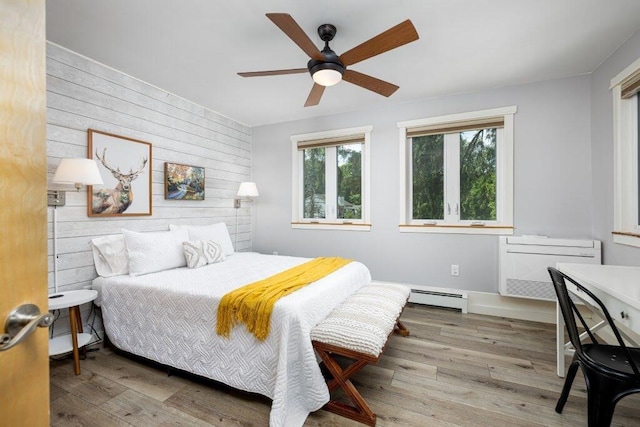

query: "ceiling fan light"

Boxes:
[309, 59, 345, 87]
[312, 68, 342, 86]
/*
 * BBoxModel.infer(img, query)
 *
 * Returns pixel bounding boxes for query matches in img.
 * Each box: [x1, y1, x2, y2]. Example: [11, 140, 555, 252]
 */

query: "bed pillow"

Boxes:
[182, 240, 225, 269]
[122, 228, 189, 276]
[170, 223, 234, 256]
[90, 234, 129, 277]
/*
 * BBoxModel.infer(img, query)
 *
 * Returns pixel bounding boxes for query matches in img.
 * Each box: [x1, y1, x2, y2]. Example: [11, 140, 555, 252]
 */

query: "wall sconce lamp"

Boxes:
[234, 181, 259, 208]
[234, 182, 259, 251]
[48, 158, 104, 207]
[48, 158, 103, 296]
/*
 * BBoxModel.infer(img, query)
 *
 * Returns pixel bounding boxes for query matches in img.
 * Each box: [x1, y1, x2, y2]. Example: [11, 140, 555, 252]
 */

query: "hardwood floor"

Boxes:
[49, 304, 640, 426]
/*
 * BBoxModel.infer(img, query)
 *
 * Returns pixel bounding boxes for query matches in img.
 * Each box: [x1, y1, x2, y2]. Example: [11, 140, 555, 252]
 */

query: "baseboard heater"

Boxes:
[409, 286, 468, 313]
[371, 281, 468, 313]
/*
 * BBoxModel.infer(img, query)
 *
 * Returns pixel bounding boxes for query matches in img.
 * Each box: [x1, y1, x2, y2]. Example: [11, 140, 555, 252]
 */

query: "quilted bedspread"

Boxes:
[96, 252, 371, 426]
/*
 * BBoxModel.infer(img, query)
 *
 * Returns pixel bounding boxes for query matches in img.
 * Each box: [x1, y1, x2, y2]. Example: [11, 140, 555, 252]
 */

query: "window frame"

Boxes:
[398, 106, 516, 235]
[291, 126, 372, 231]
[611, 56, 640, 247]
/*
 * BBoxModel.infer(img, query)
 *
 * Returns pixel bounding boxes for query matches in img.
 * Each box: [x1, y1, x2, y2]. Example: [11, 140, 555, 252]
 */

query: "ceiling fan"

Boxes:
[238, 13, 419, 107]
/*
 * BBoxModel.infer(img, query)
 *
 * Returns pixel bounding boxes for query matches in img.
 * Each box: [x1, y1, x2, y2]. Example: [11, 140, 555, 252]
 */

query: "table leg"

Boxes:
[68, 305, 81, 375]
[74, 306, 87, 358]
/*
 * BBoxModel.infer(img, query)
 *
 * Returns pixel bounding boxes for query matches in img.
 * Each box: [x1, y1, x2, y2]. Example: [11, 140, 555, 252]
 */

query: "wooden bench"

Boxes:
[310, 283, 410, 426]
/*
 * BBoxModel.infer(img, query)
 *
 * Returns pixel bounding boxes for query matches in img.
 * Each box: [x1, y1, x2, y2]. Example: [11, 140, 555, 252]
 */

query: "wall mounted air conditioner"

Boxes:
[499, 236, 601, 301]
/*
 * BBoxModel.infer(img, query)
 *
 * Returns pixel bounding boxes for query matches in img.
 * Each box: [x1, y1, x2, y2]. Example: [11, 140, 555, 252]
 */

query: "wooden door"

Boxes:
[0, 0, 49, 425]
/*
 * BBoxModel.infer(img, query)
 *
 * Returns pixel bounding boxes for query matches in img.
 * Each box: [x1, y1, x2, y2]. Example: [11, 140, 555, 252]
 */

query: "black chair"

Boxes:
[548, 267, 640, 426]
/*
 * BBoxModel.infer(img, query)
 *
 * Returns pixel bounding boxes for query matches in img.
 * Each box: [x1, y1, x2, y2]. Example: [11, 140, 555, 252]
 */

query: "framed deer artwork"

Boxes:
[87, 129, 152, 217]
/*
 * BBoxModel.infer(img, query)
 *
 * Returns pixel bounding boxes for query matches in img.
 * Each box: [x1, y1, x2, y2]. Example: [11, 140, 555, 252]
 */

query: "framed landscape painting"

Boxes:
[88, 129, 152, 217]
[164, 162, 205, 200]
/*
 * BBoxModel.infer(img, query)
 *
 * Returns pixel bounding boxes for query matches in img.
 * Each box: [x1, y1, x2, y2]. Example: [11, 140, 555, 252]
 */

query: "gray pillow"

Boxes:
[182, 240, 225, 269]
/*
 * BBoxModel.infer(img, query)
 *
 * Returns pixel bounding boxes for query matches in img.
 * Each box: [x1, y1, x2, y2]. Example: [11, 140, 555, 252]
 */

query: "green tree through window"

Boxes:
[460, 129, 496, 220]
[303, 148, 325, 218]
[337, 144, 362, 219]
[412, 135, 444, 219]
[411, 128, 497, 222]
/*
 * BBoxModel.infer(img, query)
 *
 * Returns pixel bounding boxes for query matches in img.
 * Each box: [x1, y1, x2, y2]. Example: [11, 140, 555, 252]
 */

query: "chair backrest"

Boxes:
[548, 267, 640, 377]
[548, 267, 596, 359]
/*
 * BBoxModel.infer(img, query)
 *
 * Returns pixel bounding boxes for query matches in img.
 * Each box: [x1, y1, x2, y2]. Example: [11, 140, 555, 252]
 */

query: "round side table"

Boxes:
[48, 289, 98, 375]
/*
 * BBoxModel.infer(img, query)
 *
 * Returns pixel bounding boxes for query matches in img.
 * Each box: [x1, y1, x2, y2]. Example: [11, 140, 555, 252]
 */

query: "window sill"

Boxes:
[291, 222, 372, 231]
[399, 224, 514, 235]
[612, 231, 640, 248]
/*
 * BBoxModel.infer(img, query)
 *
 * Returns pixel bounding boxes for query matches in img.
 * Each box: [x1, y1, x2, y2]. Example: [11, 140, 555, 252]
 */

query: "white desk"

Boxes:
[555, 263, 640, 377]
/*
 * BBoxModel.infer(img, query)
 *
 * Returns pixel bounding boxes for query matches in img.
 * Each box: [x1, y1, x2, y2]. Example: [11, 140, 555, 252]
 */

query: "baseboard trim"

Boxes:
[372, 280, 556, 324]
[467, 291, 556, 323]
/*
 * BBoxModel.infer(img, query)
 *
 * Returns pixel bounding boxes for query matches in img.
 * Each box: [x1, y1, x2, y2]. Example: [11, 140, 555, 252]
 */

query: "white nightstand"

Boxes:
[48, 289, 98, 375]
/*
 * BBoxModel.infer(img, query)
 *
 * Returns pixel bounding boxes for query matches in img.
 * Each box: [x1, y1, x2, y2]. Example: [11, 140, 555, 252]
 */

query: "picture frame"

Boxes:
[164, 162, 205, 200]
[87, 129, 152, 217]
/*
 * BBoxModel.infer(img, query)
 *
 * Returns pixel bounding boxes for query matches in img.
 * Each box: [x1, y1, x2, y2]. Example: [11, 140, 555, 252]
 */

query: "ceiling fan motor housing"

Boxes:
[308, 23, 345, 77]
[307, 52, 345, 76]
[317, 24, 337, 42]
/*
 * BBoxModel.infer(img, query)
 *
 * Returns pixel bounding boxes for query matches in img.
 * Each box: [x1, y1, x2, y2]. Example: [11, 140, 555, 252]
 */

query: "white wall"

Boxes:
[590, 29, 640, 265]
[251, 76, 593, 293]
[46, 43, 252, 298]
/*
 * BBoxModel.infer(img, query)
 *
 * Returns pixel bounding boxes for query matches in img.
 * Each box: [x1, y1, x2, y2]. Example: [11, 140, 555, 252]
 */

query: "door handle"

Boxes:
[0, 304, 53, 352]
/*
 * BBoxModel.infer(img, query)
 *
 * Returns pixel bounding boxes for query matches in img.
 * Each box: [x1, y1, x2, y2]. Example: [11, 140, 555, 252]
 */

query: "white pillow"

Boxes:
[170, 223, 234, 255]
[182, 240, 225, 269]
[122, 228, 189, 276]
[91, 234, 129, 277]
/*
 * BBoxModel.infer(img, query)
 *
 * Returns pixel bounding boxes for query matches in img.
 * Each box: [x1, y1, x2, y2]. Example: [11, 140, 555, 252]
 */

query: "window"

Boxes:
[291, 126, 372, 231]
[612, 56, 640, 247]
[398, 106, 516, 235]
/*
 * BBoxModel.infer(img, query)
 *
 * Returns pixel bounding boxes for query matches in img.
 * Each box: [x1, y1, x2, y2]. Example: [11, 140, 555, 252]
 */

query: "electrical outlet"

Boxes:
[451, 264, 459, 276]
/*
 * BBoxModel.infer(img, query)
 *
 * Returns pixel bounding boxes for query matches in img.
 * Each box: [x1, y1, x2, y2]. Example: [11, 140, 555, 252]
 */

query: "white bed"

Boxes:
[93, 251, 371, 427]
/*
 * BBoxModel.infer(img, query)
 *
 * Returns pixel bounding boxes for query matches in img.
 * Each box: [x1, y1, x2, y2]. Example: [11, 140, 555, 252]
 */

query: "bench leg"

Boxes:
[315, 348, 376, 426]
[395, 320, 410, 337]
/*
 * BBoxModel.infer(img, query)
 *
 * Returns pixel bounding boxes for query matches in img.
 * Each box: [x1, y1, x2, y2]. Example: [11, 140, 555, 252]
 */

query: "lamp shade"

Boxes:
[311, 67, 343, 87]
[52, 158, 104, 187]
[237, 182, 259, 198]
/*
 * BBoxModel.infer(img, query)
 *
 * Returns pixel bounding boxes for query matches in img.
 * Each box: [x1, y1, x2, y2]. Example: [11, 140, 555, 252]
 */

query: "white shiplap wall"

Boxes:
[46, 42, 252, 300]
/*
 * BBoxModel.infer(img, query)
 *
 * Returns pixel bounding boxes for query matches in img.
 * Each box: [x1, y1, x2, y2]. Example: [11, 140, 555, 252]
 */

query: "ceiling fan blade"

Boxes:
[304, 83, 325, 107]
[266, 13, 324, 61]
[339, 19, 419, 66]
[342, 70, 399, 97]
[238, 68, 308, 78]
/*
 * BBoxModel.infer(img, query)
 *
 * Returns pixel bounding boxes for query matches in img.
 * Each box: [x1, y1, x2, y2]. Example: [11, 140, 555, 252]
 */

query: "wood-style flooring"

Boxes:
[49, 304, 640, 426]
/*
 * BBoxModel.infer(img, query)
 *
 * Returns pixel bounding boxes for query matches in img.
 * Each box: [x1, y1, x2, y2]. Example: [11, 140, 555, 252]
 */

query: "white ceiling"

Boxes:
[46, 0, 640, 127]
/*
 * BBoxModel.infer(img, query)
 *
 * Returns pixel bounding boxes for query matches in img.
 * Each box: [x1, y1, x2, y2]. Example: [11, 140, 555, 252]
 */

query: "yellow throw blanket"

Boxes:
[217, 257, 352, 341]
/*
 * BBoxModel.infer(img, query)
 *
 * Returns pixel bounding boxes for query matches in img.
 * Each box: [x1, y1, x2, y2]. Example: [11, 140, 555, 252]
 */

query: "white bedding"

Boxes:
[94, 252, 371, 427]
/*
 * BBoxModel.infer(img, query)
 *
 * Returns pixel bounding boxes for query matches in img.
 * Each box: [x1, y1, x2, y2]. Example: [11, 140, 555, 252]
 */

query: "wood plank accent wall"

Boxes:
[46, 42, 252, 300]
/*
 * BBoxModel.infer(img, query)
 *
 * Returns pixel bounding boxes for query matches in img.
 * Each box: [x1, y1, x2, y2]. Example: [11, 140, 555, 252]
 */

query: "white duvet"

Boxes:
[94, 252, 371, 426]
